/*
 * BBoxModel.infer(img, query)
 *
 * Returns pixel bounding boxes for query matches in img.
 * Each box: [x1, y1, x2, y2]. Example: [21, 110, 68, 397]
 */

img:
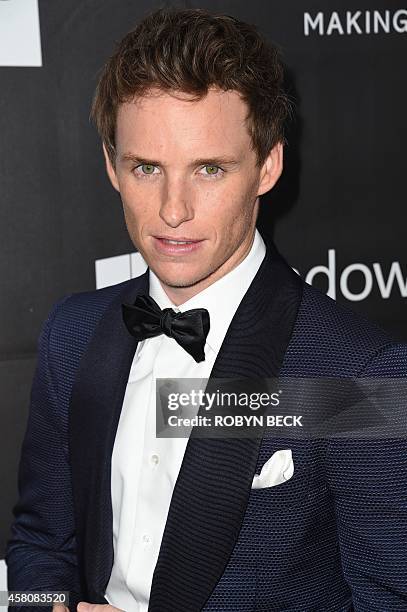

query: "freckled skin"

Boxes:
[103, 87, 283, 305]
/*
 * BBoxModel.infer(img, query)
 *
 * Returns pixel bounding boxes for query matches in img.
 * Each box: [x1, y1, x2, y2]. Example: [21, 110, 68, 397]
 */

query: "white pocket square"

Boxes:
[251, 449, 294, 489]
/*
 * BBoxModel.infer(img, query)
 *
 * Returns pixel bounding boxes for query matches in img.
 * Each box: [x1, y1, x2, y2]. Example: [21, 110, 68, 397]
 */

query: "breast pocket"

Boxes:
[248, 438, 312, 509]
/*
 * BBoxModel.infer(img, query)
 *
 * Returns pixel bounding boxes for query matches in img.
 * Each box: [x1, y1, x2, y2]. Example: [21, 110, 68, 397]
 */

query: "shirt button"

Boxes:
[142, 534, 151, 545]
[150, 453, 159, 466]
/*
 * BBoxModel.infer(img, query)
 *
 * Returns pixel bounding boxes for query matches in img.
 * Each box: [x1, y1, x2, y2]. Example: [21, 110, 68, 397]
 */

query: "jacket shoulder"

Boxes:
[41, 276, 146, 400]
[283, 279, 406, 376]
[50, 276, 141, 340]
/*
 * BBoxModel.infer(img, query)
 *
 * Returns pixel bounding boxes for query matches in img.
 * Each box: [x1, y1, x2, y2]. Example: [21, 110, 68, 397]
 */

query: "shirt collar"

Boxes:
[149, 229, 266, 356]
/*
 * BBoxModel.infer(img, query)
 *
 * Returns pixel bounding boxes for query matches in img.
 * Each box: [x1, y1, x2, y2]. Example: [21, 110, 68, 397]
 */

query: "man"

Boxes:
[6, 7, 407, 612]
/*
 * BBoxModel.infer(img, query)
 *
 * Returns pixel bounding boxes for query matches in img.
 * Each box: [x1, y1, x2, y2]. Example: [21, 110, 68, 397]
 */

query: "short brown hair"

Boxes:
[90, 7, 291, 167]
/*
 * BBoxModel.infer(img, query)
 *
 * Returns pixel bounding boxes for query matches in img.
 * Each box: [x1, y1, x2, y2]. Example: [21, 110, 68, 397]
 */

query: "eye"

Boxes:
[134, 164, 159, 176]
[200, 165, 224, 177]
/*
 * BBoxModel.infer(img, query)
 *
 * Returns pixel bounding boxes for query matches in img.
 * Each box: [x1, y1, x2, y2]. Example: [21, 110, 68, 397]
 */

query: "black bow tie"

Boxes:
[121, 294, 210, 363]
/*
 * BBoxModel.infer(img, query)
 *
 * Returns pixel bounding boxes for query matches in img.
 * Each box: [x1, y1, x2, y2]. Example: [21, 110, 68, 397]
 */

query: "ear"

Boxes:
[102, 142, 120, 192]
[257, 142, 283, 197]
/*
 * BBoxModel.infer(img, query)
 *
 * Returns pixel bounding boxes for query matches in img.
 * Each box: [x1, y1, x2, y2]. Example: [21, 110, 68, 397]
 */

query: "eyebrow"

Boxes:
[120, 152, 240, 168]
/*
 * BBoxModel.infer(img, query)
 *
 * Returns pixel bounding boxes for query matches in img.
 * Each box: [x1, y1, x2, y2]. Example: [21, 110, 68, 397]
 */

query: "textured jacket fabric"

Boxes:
[5, 234, 407, 612]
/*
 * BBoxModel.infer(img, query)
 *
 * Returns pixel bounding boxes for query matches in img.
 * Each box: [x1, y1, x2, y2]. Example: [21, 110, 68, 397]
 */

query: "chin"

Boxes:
[154, 267, 207, 289]
[158, 275, 200, 289]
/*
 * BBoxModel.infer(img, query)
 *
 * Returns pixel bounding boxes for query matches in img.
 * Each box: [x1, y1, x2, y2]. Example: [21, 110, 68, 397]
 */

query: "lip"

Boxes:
[152, 236, 205, 255]
[155, 235, 202, 241]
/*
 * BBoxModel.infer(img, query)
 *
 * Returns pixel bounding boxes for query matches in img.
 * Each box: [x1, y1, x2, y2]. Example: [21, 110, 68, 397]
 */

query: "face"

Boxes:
[104, 87, 283, 305]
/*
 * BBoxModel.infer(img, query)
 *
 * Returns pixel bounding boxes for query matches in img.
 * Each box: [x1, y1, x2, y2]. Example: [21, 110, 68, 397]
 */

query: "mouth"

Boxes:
[152, 236, 205, 254]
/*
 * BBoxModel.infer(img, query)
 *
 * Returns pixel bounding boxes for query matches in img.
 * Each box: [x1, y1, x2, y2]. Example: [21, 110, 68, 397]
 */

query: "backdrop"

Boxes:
[1, 0, 406, 580]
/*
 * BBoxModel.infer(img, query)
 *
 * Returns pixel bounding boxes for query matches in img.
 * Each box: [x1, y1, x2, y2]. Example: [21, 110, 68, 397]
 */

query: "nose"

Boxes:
[159, 177, 194, 227]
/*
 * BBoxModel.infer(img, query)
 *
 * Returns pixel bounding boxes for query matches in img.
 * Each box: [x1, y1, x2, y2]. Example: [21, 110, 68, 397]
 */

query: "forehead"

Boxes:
[115, 87, 252, 157]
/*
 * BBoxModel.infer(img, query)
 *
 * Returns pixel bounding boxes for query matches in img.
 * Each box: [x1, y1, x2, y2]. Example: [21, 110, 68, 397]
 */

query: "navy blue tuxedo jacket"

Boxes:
[6, 233, 407, 611]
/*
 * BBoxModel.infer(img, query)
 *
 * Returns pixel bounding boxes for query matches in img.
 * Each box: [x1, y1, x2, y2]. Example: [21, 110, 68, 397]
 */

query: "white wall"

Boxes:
[0, 0, 42, 67]
[0, 559, 7, 590]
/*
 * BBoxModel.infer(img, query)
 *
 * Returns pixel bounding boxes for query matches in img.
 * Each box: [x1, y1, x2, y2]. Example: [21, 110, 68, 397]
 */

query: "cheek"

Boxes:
[209, 184, 256, 232]
[198, 180, 244, 213]
[119, 182, 154, 225]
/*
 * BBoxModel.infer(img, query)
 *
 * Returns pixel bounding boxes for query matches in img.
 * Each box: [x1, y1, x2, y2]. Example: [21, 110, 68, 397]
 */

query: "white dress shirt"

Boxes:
[104, 229, 266, 611]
